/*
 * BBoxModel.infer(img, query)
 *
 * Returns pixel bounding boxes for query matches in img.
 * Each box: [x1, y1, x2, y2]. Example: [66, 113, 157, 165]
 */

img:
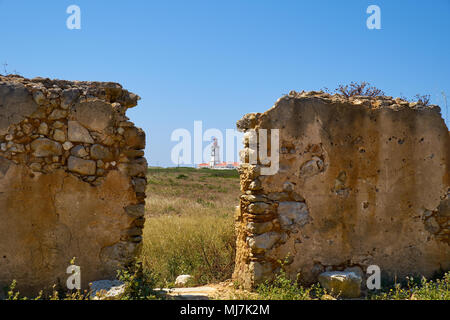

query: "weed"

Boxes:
[325, 81, 385, 98]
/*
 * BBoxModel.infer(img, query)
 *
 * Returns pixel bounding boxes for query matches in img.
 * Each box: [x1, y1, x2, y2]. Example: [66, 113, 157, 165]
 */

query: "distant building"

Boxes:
[197, 137, 240, 170]
[197, 161, 240, 170]
[209, 137, 220, 167]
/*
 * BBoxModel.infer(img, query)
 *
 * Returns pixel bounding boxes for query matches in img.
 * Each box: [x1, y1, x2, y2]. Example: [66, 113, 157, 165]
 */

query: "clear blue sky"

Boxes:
[1, 0, 449, 166]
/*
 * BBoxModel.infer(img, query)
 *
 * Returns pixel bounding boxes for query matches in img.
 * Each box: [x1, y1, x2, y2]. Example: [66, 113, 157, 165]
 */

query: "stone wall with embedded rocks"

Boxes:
[0, 75, 147, 295]
[233, 90, 450, 289]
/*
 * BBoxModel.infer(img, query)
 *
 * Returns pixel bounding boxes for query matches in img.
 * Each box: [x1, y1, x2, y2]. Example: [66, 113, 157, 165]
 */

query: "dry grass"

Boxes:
[140, 167, 240, 286]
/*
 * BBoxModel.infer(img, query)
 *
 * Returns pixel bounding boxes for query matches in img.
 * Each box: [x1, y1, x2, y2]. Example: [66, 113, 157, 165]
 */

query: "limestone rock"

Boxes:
[175, 275, 194, 287]
[10, 144, 25, 153]
[122, 149, 145, 158]
[72, 100, 114, 132]
[250, 261, 273, 284]
[38, 122, 49, 135]
[236, 113, 259, 131]
[239, 147, 257, 163]
[267, 192, 290, 201]
[22, 123, 33, 135]
[90, 280, 125, 300]
[30, 108, 47, 119]
[247, 232, 280, 251]
[248, 202, 269, 214]
[62, 141, 73, 151]
[31, 138, 62, 157]
[248, 179, 262, 191]
[344, 266, 364, 280]
[100, 241, 140, 271]
[29, 162, 42, 171]
[124, 204, 145, 218]
[48, 109, 67, 120]
[70, 145, 89, 158]
[318, 271, 362, 298]
[131, 178, 147, 193]
[61, 88, 80, 109]
[0, 82, 39, 135]
[123, 127, 145, 149]
[67, 156, 96, 175]
[53, 129, 66, 142]
[277, 202, 309, 228]
[299, 157, 324, 178]
[241, 194, 266, 202]
[90, 144, 113, 161]
[117, 158, 147, 177]
[68, 120, 94, 144]
[282, 182, 294, 192]
[124, 227, 143, 237]
[32, 91, 46, 105]
[53, 121, 64, 129]
[247, 221, 273, 234]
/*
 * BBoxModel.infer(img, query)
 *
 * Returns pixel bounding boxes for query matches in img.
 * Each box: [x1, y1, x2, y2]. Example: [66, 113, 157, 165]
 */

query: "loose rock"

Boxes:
[318, 271, 362, 298]
[175, 275, 194, 288]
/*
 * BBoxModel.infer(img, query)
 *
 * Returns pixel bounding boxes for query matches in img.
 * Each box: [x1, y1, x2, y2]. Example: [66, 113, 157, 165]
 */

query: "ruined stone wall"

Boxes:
[233, 91, 450, 289]
[0, 75, 147, 295]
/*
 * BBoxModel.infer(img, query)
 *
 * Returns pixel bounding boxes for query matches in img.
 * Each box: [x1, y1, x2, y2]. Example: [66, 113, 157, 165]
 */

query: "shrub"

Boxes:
[414, 94, 431, 106]
[255, 257, 325, 300]
[335, 81, 385, 98]
[3, 280, 90, 300]
[369, 272, 450, 300]
[255, 270, 328, 300]
[117, 262, 160, 300]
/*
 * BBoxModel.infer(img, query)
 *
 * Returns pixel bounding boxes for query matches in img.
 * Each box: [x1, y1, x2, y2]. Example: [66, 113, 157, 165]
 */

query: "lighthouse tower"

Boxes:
[209, 137, 220, 168]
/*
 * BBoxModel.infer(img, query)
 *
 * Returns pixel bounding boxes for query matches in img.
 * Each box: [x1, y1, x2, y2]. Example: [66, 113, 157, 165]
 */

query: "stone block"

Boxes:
[31, 138, 63, 157]
[68, 120, 94, 144]
[318, 271, 361, 298]
[67, 156, 96, 175]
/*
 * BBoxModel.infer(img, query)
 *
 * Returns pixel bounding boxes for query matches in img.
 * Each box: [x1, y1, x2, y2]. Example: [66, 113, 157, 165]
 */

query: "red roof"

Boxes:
[197, 163, 209, 167]
[196, 162, 240, 168]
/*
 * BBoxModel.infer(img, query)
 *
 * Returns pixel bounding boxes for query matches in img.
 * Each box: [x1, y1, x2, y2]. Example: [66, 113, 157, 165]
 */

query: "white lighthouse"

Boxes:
[196, 137, 239, 170]
[209, 137, 220, 168]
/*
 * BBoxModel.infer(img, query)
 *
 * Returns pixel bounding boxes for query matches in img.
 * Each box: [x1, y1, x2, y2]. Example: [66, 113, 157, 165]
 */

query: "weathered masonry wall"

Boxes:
[233, 91, 450, 289]
[0, 75, 147, 295]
